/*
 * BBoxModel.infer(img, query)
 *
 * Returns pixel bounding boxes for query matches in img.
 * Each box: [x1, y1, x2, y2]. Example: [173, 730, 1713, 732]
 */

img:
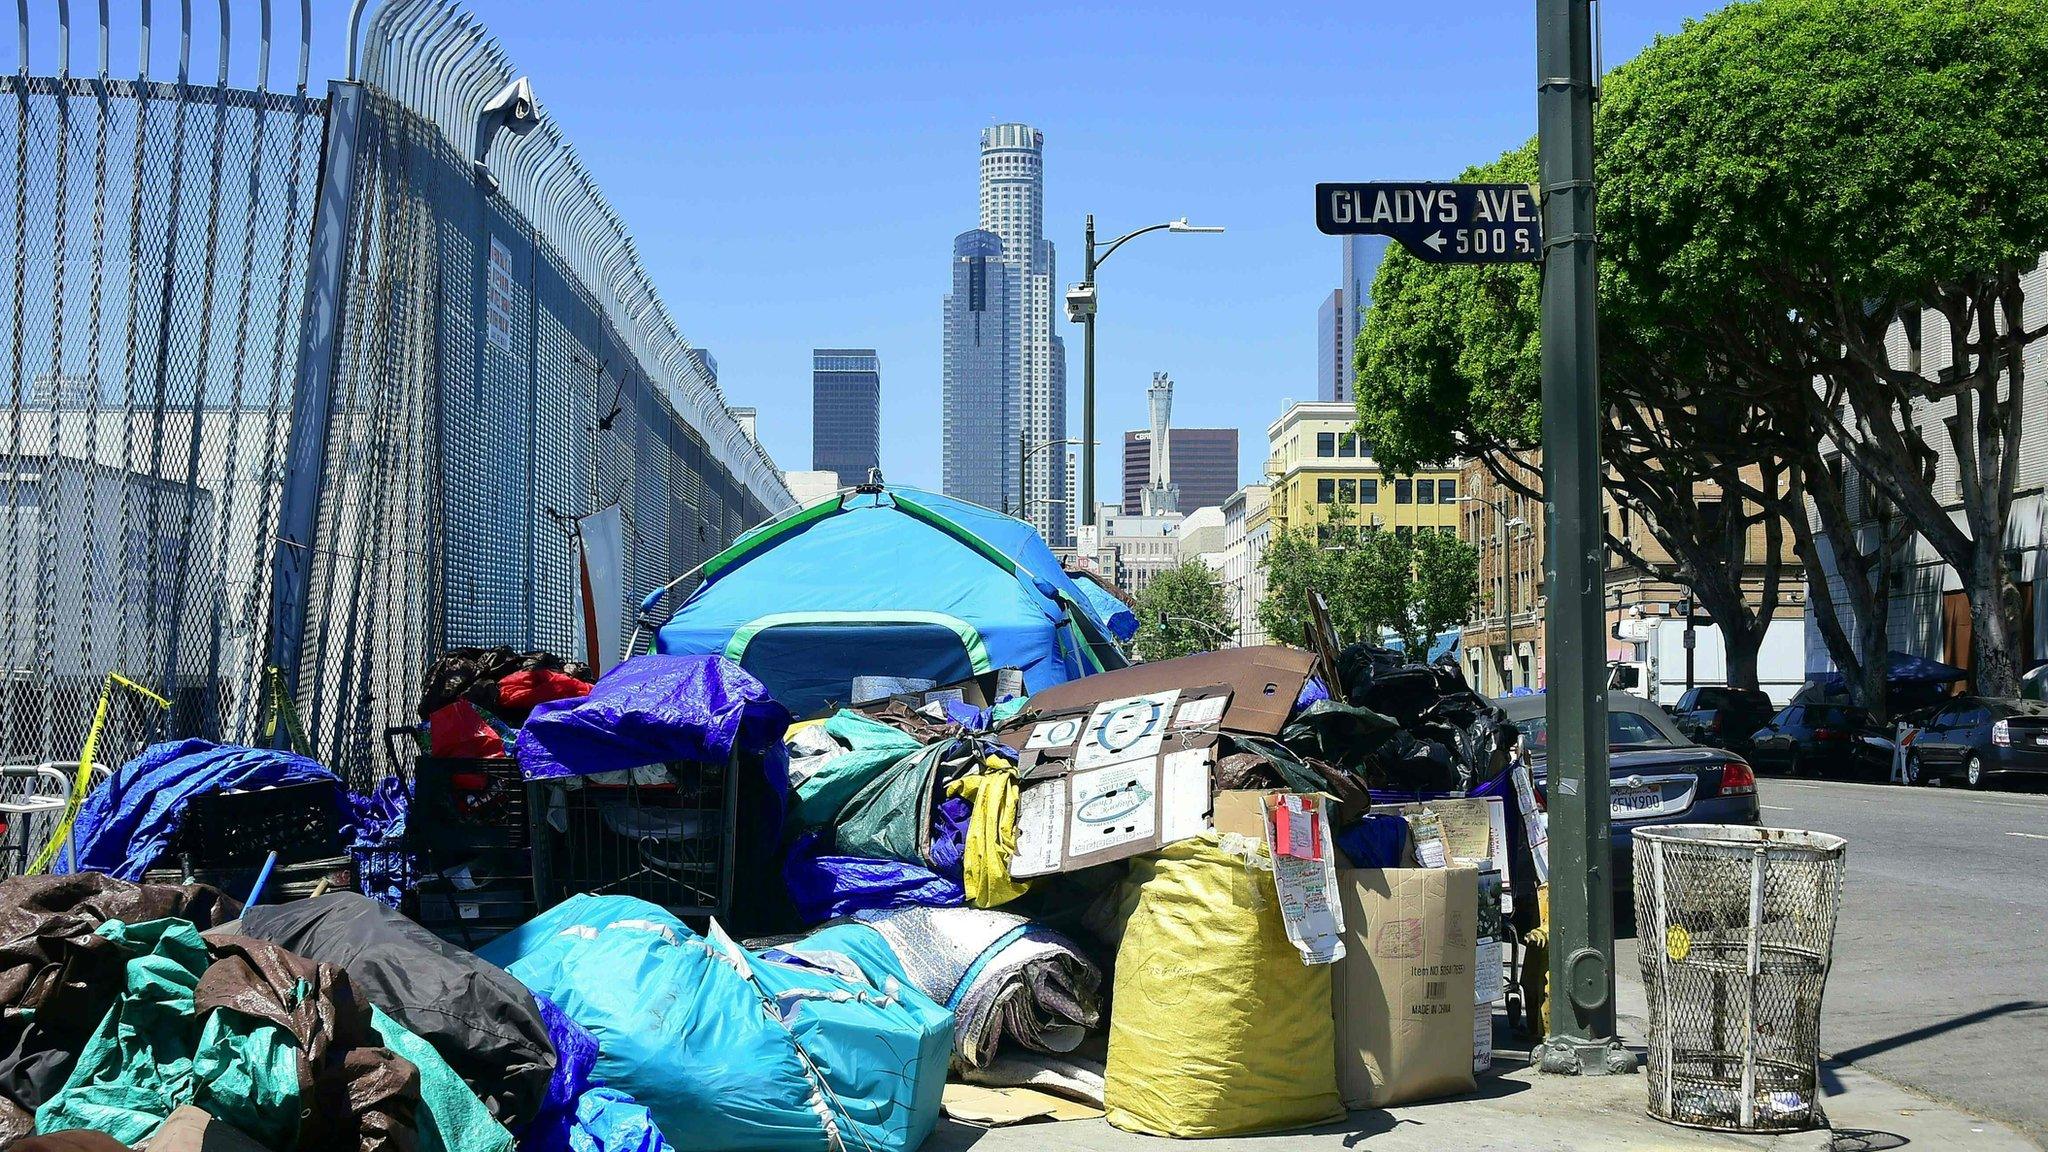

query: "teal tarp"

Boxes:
[478, 895, 951, 1152]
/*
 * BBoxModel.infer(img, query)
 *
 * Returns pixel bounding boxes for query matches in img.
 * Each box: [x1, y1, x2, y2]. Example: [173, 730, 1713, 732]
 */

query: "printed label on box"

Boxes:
[1067, 759, 1158, 854]
[1075, 691, 1179, 769]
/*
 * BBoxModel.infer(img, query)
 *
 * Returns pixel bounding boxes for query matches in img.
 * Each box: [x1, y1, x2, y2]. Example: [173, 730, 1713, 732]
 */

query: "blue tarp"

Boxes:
[479, 895, 952, 1152]
[655, 487, 1125, 716]
[1812, 650, 1968, 691]
[58, 740, 345, 881]
[517, 655, 792, 783]
[1069, 574, 1139, 642]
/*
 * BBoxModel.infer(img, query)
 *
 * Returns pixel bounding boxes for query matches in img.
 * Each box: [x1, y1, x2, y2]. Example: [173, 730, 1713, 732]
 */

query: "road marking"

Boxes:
[1762, 805, 1795, 811]
[2006, 832, 2048, 841]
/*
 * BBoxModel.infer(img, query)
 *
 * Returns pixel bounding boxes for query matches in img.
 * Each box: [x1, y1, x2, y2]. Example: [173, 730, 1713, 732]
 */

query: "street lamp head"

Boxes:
[1168, 217, 1224, 233]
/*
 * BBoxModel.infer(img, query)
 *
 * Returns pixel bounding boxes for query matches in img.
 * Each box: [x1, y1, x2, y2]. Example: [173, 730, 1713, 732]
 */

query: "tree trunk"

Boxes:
[1969, 566, 2021, 698]
[1724, 629, 1762, 693]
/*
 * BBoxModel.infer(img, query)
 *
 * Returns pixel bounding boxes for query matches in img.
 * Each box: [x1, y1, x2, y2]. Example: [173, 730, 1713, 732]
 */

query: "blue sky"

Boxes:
[143, 0, 1723, 495]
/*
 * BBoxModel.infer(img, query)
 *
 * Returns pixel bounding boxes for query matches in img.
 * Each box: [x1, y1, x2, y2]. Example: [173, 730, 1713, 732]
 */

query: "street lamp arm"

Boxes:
[1094, 222, 1179, 268]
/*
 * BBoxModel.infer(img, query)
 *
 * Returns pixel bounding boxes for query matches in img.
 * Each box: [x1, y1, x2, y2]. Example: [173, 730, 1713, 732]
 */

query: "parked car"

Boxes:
[1500, 694, 1759, 892]
[1747, 701, 1893, 779]
[1671, 686, 1777, 756]
[1904, 696, 2048, 788]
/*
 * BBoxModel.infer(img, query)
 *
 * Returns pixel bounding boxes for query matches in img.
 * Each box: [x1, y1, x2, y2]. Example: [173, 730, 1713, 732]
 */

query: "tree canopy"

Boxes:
[1256, 513, 1477, 655]
[1131, 559, 1233, 662]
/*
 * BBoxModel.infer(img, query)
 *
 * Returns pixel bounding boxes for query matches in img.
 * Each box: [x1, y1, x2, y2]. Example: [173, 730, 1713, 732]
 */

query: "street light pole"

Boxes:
[1012, 436, 1089, 518]
[1070, 215, 1223, 530]
[1537, 0, 1628, 1075]
[1459, 494, 1526, 693]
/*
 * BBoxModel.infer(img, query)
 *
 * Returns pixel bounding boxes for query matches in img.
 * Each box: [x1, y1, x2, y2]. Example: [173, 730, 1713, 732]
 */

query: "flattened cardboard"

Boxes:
[941, 1083, 1104, 1126]
[1332, 866, 1479, 1108]
[1010, 740, 1217, 877]
[1012, 646, 1315, 737]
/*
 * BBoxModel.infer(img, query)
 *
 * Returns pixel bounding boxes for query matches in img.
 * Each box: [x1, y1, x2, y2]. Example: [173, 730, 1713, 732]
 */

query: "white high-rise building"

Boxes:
[968, 123, 1068, 543]
[1140, 372, 1180, 515]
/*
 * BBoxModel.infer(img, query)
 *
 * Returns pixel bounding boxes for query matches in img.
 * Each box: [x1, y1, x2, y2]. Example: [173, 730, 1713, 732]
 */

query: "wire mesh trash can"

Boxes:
[1633, 824, 1846, 1133]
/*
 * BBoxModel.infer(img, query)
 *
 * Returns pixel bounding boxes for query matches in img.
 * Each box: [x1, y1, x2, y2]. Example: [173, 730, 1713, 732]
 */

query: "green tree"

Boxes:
[1256, 510, 1479, 655]
[1596, 0, 2048, 699]
[1406, 530, 1481, 657]
[1132, 558, 1233, 661]
[1357, 142, 1802, 695]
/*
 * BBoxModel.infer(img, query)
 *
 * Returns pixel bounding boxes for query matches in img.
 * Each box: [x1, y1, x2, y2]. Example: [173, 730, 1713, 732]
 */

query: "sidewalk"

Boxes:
[932, 950, 2039, 1152]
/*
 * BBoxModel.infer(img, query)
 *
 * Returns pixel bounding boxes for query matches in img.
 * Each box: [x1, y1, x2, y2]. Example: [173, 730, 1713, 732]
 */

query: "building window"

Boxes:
[1395, 478, 1413, 504]
[1359, 478, 1378, 504]
[1338, 478, 1357, 503]
[1438, 478, 1457, 503]
[1316, 432, 1336, 457]
[1396, 525, 1413, 541]
[1317, 478, 1336, 504]
[1417, 480, 1436, 505]
[1338, 433, 1358, 458]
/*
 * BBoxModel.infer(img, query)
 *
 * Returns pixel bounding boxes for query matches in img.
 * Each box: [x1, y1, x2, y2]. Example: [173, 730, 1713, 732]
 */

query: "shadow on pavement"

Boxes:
[1830, 1129, 1910, 1151]
[1828, 1000, 2048, 1065]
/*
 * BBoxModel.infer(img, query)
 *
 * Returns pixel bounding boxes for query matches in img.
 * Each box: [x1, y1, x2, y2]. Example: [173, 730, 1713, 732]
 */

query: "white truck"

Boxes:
[1611, 616, 1805, 708]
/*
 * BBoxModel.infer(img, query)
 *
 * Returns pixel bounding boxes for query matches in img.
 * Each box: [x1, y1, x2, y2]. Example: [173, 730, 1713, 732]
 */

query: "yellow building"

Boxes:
[1265, 401, 1462, 538]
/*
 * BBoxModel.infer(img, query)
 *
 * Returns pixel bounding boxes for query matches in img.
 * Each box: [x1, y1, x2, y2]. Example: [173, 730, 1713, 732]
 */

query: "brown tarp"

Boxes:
[0, 874, 239, 1142]
[193, 934, 420, 1152]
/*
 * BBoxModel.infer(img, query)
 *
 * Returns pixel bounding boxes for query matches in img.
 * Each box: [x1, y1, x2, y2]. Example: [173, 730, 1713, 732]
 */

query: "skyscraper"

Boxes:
[1123, 428, 1239, 515]
[1340, 235, 1390, 399]
[1318, 288, 1347, 403]
[941, 124, 1067, 542]
[943, 229, 1015, 512]
[812, 348, 880, 483]
[1139, 373, 1180, 515]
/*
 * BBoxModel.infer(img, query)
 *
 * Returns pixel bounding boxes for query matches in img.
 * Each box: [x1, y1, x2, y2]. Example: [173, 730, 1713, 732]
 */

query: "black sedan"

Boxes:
[1748, 701, 1893, 779]
[1500, 694, 1760, 891]
[1905, 697, 2048, 789]
[1671, 686, 1778, 757]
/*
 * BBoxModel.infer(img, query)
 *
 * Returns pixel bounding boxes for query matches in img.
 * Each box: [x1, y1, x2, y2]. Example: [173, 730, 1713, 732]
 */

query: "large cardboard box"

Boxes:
[1332, 866, 1479, 1108]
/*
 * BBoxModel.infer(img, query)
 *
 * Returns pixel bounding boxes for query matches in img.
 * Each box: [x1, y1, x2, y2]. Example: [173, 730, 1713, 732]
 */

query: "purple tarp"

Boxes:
[516, 654, 793, 783]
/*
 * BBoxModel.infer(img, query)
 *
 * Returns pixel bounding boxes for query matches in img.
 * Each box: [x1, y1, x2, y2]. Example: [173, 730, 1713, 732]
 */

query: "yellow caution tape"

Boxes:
[1665, 925, 1693, 962]
[27, 672, 171, 875]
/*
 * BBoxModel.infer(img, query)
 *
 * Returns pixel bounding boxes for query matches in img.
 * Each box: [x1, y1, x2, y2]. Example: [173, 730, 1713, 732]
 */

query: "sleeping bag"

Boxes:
[478, 895, 951, 1152]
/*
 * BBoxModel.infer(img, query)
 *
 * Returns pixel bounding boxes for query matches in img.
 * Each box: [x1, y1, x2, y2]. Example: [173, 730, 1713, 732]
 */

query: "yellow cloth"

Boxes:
[946, 758, 1032, 908]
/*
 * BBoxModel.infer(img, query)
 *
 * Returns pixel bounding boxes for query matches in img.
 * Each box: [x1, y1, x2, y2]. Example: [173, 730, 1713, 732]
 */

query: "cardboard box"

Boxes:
[1331, 866, 1479, 1108]
[1010, 646, 1315, 737]
[1008, 688, 1227, 878]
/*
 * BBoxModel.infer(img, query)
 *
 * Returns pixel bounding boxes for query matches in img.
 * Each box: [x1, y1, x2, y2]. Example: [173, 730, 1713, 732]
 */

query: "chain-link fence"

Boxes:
[291, 0, 788, 785]
[1634, 824, 1847, 1133]
[2, 1, 790, 799]
[0, 12, 329, 776]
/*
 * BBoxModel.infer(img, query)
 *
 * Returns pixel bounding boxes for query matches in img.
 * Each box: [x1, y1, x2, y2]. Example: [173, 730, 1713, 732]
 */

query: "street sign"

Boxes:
[1315, 182, 1541, 264]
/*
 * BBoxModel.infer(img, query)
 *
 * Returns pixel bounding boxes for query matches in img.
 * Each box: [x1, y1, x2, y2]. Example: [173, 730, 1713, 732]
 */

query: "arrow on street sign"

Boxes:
[1315, 182, 1542, 264]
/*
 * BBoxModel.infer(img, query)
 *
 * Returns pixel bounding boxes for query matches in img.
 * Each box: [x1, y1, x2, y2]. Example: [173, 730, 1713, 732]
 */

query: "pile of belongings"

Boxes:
[478, 894, 952, 1152]
[777, 694, 1034, 924]
[1227, 644, 1519, 795]
[419, 648, 595, 760]
[1, 877, 675, 1152]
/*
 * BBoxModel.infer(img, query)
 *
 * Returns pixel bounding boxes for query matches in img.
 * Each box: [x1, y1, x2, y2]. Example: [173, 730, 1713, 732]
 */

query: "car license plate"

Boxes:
[1612, 786, 1663, 817]
[2035, 734, 2048, 747]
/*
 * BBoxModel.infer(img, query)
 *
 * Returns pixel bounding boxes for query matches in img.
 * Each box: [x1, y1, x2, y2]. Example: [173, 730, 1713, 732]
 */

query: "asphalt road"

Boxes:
[1744, 776, 2048, 1146]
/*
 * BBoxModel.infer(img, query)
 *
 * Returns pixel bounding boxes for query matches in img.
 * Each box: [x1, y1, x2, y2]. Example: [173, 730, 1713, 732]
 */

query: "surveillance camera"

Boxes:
[484, 76, 539, 136]
[1063, 283, 1096, 323]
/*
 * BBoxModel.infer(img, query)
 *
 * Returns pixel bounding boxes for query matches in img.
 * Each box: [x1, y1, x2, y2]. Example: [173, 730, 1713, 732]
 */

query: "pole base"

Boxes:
[1537, 1035, 1640, 1077]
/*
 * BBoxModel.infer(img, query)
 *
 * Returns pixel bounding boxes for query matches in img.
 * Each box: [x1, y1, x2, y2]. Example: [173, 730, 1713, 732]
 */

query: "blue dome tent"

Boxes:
[647, 486, 1127, 716]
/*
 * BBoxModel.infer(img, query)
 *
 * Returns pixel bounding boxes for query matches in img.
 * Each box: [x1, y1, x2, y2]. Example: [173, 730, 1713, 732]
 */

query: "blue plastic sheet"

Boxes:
[1334, 813, 1412, 869]
[521, 994, 600, 1152]
[481, 895, 952, 1152]
[517, 655, 791, 785]
[783, 832, 965, 924]
[59, 740, 345, 880]
[567, 1091, 673, 1152]
[349, 775, 413, 909]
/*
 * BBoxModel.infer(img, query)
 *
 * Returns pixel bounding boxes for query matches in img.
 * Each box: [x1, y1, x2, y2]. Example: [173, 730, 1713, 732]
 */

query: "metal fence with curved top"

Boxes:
[1, 0, 789, 793]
